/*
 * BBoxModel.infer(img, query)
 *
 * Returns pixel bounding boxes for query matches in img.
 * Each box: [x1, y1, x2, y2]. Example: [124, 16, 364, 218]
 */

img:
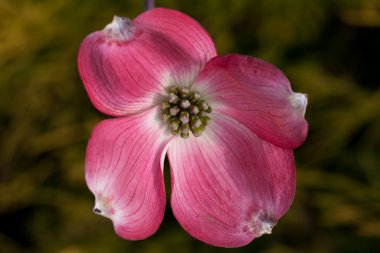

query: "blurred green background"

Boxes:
[1, 0, 379, 252]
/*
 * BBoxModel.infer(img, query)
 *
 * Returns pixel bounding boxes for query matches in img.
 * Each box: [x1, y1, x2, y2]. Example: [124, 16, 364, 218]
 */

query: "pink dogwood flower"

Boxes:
[78, 8, 308, 248]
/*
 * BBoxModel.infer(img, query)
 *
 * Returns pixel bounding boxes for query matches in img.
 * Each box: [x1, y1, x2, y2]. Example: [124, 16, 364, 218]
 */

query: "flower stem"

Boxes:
[144, 0, 155, 10]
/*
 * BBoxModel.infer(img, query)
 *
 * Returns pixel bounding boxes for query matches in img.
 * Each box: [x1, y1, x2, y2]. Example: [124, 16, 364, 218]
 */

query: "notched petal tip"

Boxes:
[102, 15, 137, 41]
[245, 211, 277, 238]
[92, 195, 115, 219]
[289, 92, 308, 117]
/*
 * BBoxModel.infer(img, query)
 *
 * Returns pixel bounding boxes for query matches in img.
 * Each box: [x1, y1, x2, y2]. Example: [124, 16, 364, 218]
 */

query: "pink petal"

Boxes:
[167, 114, 296, 247]
[78, 8, 216, 116]
[135, 8, 217, 66]
[85, 108, 171, 240]
[194, 54, 308, 149]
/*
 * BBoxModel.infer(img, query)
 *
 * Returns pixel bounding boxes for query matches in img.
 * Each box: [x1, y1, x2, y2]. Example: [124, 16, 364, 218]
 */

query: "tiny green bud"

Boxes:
[198, 100, 209, 111]
[171, 129, 179, 135]
[163, 113, 171, 122]
[170, 106, 180, 116]
[190, 92, 201, 101]
[180, 131, 189, 138]
[170, 118, 180, 131]
[189, 105, 200, 115]
[170, 86, 179, 94]
[162, 101, 171, 110]
[180, 99, 191, 109]
[179, 111, 190, 124]
[181, 123, 190, 134]
[198, 111, 207, 117]
[180, 87, 190, 96]
[190, 116, 202, 129]
[191, 125, 205, 137]
[169, 93, 179, 104]
[162, 86, 211, 139]
[201, 116, 210, 126]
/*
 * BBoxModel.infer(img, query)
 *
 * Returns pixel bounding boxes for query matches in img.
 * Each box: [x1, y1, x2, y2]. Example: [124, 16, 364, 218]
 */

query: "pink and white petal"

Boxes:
[167, 114, 296, 247]
[85, 108, 172, 240]
[78, 8, 216, 116]
[135, 8, 217, 68]
[194, 54, 308, 149]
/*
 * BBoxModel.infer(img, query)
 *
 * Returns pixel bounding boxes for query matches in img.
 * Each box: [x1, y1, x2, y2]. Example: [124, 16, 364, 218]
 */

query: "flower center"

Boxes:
[162, 86, 212, 138]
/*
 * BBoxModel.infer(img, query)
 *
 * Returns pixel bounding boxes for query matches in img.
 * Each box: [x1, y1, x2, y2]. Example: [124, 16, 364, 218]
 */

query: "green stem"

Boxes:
[144, 0, 154, 10]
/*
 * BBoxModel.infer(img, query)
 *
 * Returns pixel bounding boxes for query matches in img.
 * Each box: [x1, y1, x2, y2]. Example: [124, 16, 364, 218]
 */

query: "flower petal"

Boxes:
[167, 114, 296, 247]
[85, 108, 171, 240]
[135, 8, 217, 66]
[194, 54, 308, 149]
[78, 8, 216, 116]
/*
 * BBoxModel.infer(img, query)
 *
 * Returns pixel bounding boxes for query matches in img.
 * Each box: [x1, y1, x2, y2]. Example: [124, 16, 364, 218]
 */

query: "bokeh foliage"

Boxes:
[0, 0, 379, 252]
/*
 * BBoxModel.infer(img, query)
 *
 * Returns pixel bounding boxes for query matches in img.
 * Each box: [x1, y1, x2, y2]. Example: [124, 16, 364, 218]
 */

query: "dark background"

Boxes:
[1, 0, 379, 252]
